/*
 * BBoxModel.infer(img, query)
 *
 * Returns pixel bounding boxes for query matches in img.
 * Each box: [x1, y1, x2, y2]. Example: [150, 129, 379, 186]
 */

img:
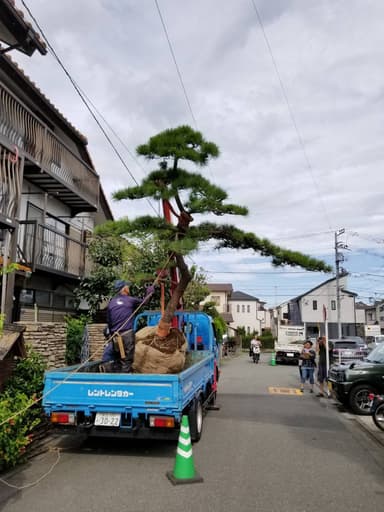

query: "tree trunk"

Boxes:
[156, 253, 192, 336]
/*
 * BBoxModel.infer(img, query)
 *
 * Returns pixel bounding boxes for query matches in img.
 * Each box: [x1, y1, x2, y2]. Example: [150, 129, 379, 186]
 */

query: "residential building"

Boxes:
[204, 283, 233, 324]
[275, 275, 358, 339]
[228, 290, 270, 335]
[376, 300, 384, 333]
[0, 2, 112, 322]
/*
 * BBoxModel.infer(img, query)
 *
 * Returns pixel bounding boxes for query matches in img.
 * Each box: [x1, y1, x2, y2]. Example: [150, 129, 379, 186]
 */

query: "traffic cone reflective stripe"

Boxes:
[166, 415, 203, 485]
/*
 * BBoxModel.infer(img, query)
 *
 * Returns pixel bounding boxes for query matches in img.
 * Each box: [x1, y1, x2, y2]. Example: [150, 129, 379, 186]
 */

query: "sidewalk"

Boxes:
[320, 395, 384, 447]
[354, 414, 384, 447]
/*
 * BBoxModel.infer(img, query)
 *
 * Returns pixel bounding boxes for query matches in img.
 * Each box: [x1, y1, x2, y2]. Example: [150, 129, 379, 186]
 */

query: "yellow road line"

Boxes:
[268, 387, 303, 395]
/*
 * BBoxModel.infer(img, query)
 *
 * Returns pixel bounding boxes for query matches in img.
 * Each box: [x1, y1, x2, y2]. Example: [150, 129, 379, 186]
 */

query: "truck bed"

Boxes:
[43, 351, 215, 439]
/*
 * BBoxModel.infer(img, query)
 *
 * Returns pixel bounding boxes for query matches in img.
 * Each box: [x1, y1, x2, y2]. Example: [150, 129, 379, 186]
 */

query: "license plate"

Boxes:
[94, 412, 121, 427]
[286, 353, 294, 357]
[343, 351, 352, 356]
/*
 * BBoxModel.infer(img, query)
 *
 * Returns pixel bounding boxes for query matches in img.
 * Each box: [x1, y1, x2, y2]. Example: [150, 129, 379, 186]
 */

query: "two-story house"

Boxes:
[204, 283, 233, 325]
[275, 275, 358, 339]
[228, 291, 270, 335]
[0, 2, 112, 322]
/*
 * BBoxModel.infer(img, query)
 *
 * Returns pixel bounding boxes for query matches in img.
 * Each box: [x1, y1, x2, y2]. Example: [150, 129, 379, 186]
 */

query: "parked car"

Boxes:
[328, 342, 384, 414]
[330, 339, 369, 365]
[341, 336, 368, 349]
[366, 335, 384, 351]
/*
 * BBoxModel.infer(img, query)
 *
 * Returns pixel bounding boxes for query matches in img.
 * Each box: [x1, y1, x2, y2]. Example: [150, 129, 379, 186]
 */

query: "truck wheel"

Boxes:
[188, 397, 203, 442]
[373, 403, 384, 431]
[349, 384, 377, 415]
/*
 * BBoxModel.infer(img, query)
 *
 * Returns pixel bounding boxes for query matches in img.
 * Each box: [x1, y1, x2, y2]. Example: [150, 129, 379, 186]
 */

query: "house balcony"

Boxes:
[0, 81, 99, 215]
[18, 220, 92, 279]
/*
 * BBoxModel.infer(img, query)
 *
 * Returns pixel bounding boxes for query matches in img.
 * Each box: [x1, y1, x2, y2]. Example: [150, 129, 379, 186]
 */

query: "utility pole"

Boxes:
[335, 228, 347, 338]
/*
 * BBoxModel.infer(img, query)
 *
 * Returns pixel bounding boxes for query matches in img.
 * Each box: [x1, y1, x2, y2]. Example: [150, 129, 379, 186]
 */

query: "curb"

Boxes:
[353, 415, 384, 447]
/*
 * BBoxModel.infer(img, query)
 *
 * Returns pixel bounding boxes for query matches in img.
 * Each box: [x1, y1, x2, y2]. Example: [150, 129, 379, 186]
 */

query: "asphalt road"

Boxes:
[1, 353, 384, 512]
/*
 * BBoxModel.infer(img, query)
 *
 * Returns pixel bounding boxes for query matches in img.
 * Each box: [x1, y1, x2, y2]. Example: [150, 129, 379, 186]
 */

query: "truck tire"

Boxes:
[188, 397, 203, 442]
[349, 384, 378, 415]
[372, 403, 384, 432]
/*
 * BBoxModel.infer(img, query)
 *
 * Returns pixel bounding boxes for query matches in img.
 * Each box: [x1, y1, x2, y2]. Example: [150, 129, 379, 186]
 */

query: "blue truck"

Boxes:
[42, 311, 220, 442]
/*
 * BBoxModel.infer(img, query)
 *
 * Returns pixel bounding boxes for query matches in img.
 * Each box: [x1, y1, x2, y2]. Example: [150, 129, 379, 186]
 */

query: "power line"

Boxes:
[271, 230, 333, 242]
[204, 270, 327, 274]
[250, 0, 332, 230]
[348, 230, 384, 244]
[154, 0, 197, 128]
[21, 0, 159, 218]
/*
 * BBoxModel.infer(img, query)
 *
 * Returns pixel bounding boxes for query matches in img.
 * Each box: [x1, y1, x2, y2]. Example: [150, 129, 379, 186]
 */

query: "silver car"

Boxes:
[330, 339, 369, 365]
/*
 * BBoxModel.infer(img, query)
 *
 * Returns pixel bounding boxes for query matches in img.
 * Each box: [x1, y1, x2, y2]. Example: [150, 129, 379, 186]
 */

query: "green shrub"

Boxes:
[0, 347, 46, 470]
[65, 315, 88, 365]
[0, 313, 4, 336]
[0, 391, 40, 470]
[5, 346, 46, 398]
[259, 330, 275, 349]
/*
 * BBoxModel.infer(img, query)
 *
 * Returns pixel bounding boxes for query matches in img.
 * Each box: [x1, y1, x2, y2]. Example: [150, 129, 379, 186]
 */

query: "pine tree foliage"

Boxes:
[96, 125, 331, 329]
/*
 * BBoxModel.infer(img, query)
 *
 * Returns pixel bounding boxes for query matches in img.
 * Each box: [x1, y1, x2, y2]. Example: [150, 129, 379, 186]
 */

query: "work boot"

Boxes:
[120, 359, 132, 373]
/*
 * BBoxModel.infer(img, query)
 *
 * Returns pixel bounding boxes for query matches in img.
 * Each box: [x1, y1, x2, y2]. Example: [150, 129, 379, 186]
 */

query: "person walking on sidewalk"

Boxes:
[299, 340, 316, 393]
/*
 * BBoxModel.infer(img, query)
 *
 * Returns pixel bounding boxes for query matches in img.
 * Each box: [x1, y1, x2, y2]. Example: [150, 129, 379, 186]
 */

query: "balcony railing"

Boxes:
[18, 220, 92, 278]
[0, 144, 21, 227]
[0, 81, 99, 211]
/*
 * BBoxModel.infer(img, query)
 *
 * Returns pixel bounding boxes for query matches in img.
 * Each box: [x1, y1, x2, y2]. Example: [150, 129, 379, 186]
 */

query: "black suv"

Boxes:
[328, 343, 384, 414]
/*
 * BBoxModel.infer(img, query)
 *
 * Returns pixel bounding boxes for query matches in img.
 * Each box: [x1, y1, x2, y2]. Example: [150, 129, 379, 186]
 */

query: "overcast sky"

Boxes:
[12, 0, 384, 307]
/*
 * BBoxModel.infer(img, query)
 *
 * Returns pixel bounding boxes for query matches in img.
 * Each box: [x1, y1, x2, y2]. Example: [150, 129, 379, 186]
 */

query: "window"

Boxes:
[226, 304, 230, 313]
[242, 305, 245, 313]
[20, 289, 34, 305]
[331, 300, 336, 310]
[211, 295, 220, 306]
[35, 290, 51, 307]
[237, 305, 240, 313]
[247, 305, 250, 313]
[247, 326, 250, 334]
[312, 300, 318, 310]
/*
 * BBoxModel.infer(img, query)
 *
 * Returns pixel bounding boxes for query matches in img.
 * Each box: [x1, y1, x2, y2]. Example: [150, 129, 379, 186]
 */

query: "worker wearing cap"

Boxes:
[102, 280, 155, 372]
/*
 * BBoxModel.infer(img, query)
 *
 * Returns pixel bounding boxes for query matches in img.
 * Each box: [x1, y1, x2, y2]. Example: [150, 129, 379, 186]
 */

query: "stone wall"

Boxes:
[86, 323, 106, 361]
[19, 322, 67, 369]
[18, 322, 106, 369]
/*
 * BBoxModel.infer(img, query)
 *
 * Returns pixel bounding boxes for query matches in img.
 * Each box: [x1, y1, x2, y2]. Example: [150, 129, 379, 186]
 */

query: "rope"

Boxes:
[0, 448, 61, 490]
[0, 252, 176, 428]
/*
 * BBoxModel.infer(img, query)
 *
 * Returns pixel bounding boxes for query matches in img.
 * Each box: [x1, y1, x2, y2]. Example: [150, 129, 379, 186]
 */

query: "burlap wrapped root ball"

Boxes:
[133, 326, 187, 374]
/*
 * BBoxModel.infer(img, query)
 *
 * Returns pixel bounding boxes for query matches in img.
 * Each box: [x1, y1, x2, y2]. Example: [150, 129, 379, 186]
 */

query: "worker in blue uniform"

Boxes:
[102, 280, 155, 372]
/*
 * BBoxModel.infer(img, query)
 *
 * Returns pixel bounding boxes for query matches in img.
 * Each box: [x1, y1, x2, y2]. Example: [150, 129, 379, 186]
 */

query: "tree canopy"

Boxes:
[96, 125, 332, 332]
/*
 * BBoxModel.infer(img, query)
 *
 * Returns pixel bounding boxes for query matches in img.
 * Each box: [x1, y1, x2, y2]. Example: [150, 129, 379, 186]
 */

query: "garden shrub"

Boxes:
[65, 315, 88, 365]
[0, 392, 40, 470]
[0, 347, 46, 470]
[259, 330, 275, 349]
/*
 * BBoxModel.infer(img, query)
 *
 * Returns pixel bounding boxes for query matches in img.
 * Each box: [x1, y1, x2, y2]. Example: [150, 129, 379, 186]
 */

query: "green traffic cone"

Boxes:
[166, 415, 203, 485]
[270, 352, 276, 366]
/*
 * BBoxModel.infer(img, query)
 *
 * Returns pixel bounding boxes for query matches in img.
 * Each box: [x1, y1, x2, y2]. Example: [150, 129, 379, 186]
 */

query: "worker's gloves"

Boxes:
[146, 285, 155, 295]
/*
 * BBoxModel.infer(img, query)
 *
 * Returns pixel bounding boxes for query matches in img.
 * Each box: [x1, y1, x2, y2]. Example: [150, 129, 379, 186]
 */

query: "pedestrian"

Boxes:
[299, 340, 316, 393]
[102, 280, 155, 372]
[315, 336, 333, 397]
[250, 336, 262, 363]
[249, 336, 261, 356]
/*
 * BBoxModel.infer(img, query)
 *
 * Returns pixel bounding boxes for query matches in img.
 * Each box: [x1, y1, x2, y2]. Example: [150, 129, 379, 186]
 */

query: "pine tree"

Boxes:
[96, 125, 331, 338]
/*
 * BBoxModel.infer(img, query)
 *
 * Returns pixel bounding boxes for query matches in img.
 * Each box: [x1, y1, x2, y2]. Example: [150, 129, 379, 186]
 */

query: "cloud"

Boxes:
[11, 0, 384, 306]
